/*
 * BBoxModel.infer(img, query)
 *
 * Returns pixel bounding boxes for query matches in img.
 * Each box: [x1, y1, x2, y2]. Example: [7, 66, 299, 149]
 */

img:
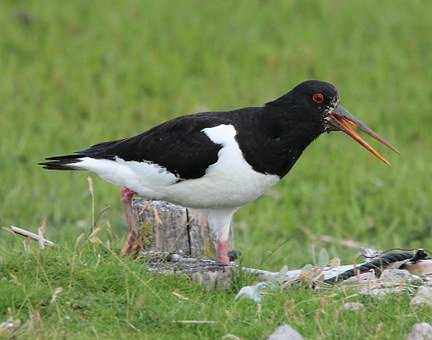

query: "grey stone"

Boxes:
[406, 322, 432, 340]
[268, 324, 303, 340]
[411, 287, 432, 307]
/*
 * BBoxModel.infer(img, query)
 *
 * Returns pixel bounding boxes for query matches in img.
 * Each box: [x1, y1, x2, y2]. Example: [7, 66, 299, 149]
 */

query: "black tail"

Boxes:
[39, 138, 123, 170]
[39, 155, 82, 170]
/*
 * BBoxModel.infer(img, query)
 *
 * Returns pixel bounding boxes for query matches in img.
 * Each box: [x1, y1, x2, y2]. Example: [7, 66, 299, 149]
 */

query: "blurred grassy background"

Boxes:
[1, 0, 431, 270]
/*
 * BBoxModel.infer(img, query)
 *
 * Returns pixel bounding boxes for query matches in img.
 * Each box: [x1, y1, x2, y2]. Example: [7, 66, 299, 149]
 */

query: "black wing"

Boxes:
[40, 112, 228, 180]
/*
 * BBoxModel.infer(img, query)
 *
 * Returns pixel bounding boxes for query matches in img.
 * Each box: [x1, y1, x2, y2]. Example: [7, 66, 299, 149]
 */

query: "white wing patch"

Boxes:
[201, 124, 237, 145]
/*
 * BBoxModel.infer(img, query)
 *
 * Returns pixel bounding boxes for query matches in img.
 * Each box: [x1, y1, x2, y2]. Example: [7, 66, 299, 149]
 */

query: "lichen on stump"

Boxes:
[121, 199, 233, 259]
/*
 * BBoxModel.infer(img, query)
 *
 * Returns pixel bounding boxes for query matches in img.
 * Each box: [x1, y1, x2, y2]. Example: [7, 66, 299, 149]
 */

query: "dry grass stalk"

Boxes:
[4, 226, 55, 247]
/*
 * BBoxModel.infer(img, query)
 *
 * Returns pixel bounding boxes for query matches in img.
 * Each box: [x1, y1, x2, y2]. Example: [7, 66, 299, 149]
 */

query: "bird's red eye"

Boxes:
[312, 93, 324, 104]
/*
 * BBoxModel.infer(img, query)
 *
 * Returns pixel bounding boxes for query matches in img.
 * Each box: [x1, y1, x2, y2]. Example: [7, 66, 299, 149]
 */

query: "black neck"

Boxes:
[235, 105, 323, 177]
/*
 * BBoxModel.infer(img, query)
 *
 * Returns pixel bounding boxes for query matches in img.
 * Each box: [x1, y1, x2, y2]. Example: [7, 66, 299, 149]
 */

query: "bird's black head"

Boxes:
[266, 80, 398, 164]
[268, 80, 339, 133]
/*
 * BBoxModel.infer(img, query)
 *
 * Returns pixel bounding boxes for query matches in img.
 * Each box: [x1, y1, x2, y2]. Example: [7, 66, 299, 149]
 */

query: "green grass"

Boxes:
[1, 243, 431, 339]
[1, 0, 431, 338]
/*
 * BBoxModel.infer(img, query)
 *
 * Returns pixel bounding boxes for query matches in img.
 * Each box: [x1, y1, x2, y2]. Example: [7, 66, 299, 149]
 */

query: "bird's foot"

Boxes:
[228, 250, 242, 262]
[216, 241, 241, 265]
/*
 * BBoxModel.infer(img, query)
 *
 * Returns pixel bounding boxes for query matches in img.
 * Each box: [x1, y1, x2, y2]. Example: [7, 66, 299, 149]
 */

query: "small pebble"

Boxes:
[268, 324, 303, 340]
[168, 253, 182, 262]
[235, 282, 271, 304]
[342, 302, 365, 311]
[406, 322, 432, 340]
[411, 287, 432, 307]
[0, 319, 21, 335]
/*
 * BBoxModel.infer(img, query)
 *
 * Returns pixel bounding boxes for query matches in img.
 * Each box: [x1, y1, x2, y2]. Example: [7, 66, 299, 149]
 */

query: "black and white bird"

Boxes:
[40, 80, 398, 264]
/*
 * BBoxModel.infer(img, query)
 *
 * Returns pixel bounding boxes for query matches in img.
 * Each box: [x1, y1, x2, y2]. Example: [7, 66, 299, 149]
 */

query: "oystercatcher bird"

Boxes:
[40, 80, 397, 264]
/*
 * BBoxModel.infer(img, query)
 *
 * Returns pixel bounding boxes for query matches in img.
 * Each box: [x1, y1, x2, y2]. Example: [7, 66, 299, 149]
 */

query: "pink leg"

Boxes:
[216, 239, 230, 265]
[120, 187, 140, 255]
[207, 208, 237, 265]
[121, 187, 136, 226]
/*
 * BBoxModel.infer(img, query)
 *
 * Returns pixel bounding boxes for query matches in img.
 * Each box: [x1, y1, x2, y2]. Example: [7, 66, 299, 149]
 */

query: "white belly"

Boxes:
[158, 166, 278, 208]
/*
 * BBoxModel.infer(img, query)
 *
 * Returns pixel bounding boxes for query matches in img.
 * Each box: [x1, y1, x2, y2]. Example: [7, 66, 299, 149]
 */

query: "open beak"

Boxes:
[326, 105, 399, 165]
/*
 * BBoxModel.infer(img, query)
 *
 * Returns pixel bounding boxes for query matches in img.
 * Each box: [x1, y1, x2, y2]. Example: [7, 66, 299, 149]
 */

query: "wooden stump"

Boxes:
[120, 199, 235, 289]
[122, 199, 234, 259]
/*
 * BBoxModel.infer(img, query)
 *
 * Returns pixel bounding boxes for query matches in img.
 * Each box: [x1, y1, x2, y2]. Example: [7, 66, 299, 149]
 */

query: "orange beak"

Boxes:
[326, 105, 399, 165]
